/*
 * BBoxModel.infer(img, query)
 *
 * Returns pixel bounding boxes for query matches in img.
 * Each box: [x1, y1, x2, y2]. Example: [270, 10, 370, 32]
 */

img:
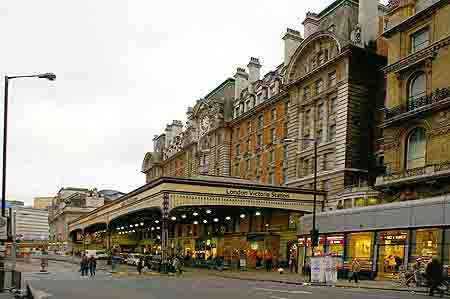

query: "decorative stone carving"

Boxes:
[350, 24, 362, 46]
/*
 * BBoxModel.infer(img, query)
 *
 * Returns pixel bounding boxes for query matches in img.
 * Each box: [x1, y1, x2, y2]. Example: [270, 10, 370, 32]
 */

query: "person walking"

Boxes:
[426, 256, 443, 296]
[89, 256, 97, 277]
[137, 257, 144, 275]
[80, 255, 88, 277]
[348, 258, 361, 283]
[173, 256, 182, 276]
[265, 251, 273, 272]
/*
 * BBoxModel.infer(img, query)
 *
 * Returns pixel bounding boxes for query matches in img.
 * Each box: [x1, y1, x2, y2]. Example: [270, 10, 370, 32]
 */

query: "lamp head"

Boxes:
[38, 73, 56, 81]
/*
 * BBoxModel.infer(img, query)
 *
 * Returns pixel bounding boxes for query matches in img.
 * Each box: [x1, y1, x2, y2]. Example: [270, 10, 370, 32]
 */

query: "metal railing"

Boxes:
[385, 86, 450, 120]
[381, 160, 450, 182]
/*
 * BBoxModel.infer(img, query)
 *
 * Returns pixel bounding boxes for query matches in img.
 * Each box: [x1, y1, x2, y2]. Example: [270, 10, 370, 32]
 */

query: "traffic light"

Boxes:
[310, 229, 319, 247]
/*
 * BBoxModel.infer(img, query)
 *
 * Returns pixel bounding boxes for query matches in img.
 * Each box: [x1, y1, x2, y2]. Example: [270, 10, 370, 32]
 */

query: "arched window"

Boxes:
[406, 127, 427, 169]
[409, 72, 426, 101]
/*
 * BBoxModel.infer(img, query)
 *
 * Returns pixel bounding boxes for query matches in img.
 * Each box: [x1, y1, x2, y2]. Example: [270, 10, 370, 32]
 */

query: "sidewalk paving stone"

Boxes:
[186, 268, 428, 293]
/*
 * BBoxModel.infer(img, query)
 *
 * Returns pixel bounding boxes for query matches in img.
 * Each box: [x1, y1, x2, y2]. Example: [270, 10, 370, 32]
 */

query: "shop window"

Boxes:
[413, 229, 441, 264]
[247, 121, 252, 135]
[327, 235, 344, 257]
[406, 127, 426, 169]
[347, 232, 373, 265]
[354, 197, 365, 207]
[367, 197, 379, 206]
[409, 72, 426, 101]
[411, 27, 429, 53]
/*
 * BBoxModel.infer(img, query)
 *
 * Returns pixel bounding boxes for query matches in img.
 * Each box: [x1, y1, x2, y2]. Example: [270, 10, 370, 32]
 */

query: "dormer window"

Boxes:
[245, 100, 251, 112]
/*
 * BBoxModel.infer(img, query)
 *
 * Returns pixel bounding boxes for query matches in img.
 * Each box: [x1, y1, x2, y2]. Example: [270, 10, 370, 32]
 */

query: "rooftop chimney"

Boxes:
[282, 28, 303, 65]
[234, 67, 249, 100]
[302, 12, 319, 39]
[247, 57, 261, 84]
[358, 0, 379, 45]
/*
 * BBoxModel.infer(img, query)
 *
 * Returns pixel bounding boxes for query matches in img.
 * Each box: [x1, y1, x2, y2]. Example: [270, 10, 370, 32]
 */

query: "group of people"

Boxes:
[80, 255, 97, 277]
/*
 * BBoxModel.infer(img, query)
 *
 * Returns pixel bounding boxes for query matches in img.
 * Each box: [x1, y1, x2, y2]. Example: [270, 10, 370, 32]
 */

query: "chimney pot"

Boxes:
[247, 57, 262, 83]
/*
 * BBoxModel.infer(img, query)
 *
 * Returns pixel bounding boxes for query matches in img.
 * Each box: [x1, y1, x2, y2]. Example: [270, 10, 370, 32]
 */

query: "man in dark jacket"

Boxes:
[426, 256, 443, 296]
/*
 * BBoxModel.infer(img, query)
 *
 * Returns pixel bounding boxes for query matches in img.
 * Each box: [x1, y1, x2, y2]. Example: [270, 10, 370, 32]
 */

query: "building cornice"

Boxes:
[382, 0, 448, 38]
[382, 35, 450, 74]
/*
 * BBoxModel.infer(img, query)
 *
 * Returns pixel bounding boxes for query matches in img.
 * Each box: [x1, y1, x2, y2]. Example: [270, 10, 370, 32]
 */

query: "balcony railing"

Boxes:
[385, 86, 450, 120]
[376, 160, 450, 186]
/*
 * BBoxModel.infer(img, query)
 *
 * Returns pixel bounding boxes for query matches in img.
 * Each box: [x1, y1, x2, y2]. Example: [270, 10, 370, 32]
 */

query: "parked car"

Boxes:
[119, 253, 129, 264]
[127, 253, 142, 266]
[96, 250, 109, 260]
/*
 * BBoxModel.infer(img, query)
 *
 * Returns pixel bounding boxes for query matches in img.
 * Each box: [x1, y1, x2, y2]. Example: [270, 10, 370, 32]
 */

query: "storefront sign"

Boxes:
[226, 189, 290, 199]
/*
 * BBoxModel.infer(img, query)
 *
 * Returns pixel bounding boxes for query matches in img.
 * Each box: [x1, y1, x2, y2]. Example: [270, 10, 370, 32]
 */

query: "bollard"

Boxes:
[40, 258, 48, 273]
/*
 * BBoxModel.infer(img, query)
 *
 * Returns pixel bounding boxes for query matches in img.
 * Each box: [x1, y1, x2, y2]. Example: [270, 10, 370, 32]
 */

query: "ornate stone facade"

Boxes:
[142, 79, 235, 182]
[284, 0, 387, 210]
[376, 0, 450, 202]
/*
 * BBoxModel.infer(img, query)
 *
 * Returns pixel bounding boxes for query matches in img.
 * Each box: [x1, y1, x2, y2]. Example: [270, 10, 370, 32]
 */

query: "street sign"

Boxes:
[0, 216, 7, 241]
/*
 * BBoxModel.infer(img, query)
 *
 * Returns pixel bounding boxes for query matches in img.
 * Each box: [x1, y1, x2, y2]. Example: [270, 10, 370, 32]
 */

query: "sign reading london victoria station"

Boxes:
[225, 189, 291, 199]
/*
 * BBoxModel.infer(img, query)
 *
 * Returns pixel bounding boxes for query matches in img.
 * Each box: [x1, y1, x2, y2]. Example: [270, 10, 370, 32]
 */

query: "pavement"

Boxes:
[6, 257, 432, 299]
[187, 268, 429, 293]
[24, 268, 432, 299]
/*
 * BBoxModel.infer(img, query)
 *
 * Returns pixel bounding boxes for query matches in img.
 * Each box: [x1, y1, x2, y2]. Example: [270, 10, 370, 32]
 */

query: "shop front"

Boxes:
[298, 195, 450, 280]
[376, 230, 408, 278]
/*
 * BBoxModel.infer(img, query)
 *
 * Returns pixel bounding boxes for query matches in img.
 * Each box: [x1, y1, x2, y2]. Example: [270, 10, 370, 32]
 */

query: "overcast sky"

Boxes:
[1, 0, 379, 205]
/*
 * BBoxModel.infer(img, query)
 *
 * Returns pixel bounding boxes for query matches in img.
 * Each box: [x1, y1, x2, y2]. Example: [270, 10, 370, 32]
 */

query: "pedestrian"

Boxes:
[348, 258, 361, 283]
[89, 256, 97, 277]
[173, 256, 182, 276]
[80, 255, 88, 277]
[137, 257, 143, 275]
[412, 258, 422, 287]
[426, 256, 443, 296]
[265, 250, 273, 272]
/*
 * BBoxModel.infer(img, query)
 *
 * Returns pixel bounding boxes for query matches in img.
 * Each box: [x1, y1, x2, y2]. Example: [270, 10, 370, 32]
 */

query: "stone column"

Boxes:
[161, 192, 170, 273]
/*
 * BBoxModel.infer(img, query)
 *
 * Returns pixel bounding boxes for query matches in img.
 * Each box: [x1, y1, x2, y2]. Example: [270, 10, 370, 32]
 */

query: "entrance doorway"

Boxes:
[377, 230, 408, 279]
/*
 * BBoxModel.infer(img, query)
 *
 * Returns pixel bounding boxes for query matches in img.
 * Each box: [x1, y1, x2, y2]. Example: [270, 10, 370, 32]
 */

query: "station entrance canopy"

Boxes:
[69, 176, 325, 233]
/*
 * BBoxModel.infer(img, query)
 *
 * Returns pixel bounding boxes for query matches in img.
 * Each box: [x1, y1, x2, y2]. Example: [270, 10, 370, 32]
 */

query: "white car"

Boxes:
[127, 254, 141, 266]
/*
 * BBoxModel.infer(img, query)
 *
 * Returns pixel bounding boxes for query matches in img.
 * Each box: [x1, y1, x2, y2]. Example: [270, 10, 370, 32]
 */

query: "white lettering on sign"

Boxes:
[225, 189, 290, 199]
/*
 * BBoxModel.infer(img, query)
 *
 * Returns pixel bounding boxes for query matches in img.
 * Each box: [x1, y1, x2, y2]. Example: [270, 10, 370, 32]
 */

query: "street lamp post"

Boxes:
[1, 73, 56, 218]
[283, 137, 318, 280]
